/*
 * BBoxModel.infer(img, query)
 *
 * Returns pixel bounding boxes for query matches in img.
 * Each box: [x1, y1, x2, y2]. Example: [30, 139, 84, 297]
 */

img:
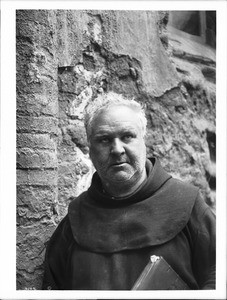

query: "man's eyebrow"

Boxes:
[93, 130, 112, 136]
[93, 127, 137, 137]
[121, 128, 137, 133]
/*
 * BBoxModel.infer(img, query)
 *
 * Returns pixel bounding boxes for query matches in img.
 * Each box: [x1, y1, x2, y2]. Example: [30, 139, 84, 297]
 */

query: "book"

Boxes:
[132, 255, 190, 290]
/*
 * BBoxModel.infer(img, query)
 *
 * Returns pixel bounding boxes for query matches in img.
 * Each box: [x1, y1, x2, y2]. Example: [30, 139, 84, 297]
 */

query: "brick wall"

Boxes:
[16, 10, 59, 289]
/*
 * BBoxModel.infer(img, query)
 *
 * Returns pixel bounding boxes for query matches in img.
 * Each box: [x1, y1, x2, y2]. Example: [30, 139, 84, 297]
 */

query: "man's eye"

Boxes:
[99, 137, 110, 143]
[122, 134, 133, 142]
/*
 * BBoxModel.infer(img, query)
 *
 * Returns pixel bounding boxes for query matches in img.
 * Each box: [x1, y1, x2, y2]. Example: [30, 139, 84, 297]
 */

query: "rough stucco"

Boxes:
[55, 11, 180, 96]
[16, 10, 216, 289]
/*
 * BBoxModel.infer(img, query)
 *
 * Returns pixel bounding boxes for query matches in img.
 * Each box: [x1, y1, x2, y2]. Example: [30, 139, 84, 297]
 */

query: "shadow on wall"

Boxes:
[168, 11, 216, 48]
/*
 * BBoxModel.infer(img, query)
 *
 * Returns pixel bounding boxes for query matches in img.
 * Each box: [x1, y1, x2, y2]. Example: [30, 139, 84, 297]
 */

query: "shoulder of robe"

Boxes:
[67, 182, 199, 252]
[46, 214, 74, 253]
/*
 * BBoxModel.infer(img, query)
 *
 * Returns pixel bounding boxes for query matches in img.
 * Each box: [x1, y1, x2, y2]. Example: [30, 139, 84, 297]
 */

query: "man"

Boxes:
[42, 92, 215, 290]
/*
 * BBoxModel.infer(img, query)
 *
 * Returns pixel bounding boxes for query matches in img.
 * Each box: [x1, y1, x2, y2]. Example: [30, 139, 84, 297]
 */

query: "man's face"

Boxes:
[89, 105, 146, 187]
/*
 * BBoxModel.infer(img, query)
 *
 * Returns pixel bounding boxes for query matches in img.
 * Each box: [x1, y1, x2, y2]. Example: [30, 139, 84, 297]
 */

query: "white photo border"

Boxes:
[1, 1, 226, 299]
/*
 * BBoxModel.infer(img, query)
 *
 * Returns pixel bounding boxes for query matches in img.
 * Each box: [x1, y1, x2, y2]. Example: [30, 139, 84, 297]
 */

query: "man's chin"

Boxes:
[107, 171, 133, 183]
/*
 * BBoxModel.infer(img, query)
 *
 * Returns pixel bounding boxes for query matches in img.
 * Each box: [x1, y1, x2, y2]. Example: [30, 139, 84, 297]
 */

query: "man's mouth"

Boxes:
[111, 161, 128, 167]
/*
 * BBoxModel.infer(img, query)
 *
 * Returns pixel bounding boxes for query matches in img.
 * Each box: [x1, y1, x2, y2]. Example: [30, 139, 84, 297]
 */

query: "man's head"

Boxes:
[84, 92, 147, 142]
[84, 92, 147, 197]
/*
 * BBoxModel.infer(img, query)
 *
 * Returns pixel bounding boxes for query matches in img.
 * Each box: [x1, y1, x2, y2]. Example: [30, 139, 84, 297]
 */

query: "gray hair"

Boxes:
[84, 92, 147, 141]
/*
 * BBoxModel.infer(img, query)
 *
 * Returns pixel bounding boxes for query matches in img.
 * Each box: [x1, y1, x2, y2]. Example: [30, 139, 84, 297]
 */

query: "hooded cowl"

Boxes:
[68, 158, 198, 253]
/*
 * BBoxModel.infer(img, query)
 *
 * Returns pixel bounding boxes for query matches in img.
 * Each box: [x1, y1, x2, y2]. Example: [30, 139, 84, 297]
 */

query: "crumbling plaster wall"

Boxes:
[16, 10, 216, 289]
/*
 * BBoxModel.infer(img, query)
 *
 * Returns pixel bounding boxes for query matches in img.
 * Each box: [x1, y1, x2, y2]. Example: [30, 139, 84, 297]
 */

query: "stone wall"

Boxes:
[16, 10, 216, 289]
[16, 10, 59, 289]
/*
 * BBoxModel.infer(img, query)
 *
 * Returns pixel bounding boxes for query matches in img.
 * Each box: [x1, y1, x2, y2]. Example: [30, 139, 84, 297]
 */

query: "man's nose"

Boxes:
[110, 138, 125, 155]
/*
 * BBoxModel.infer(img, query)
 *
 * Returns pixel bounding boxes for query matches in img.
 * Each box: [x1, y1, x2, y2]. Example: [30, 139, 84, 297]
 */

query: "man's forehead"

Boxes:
[90, 105, 143, 134]
[93, 123, 139, 135]
[94, 106, 140, 123]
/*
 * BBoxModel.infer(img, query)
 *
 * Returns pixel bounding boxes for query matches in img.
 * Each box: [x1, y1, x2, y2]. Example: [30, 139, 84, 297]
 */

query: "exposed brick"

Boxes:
[58, 71, 78, 93]
[17, 169, 58, 185]
[17, 115, 58, 134]
[16, 42, 58, 85]
[17, 185, 57, 209]
[17, 148, 57, 169]
[17, 85, 59, 117]
[16, 9, 59, 291]
[17, 223, 56, 276]
[17, 270, 43, 290]
[17, 70, 57, 95]
[16, 10, 56, 53]
[17, 133, 56, 150]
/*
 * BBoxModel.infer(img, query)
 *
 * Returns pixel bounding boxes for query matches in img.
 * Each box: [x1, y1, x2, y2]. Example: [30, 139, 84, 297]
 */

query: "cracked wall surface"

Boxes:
[16, 10, 216, 289]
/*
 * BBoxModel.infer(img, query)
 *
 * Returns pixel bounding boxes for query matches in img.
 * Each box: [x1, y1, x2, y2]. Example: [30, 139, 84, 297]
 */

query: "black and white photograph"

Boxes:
[0, 1, 226, 299]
